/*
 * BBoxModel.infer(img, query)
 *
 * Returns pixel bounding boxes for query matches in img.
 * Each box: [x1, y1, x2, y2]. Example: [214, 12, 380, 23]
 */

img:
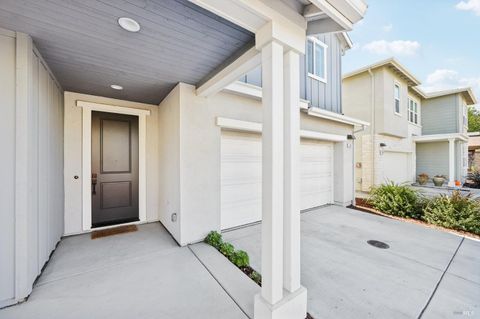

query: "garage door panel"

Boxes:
[383, 152, 410, 184]
[221, 132, 334, 229]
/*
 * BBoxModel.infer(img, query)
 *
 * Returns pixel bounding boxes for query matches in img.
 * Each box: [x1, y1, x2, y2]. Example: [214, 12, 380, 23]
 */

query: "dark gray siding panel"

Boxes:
[241, 33, 343, 114]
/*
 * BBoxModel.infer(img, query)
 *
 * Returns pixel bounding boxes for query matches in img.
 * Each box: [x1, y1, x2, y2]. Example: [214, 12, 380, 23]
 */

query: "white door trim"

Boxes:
[76, 100, 150, 231]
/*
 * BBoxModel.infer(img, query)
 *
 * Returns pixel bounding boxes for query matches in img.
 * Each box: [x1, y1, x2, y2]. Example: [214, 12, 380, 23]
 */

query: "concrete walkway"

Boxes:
[223, 206, 480, 319]
[0, 223, 248, 319]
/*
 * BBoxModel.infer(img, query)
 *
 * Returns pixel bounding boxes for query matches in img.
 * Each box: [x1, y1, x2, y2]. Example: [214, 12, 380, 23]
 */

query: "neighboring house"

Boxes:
[412, 88, 476, 186]
[342, 58, 421, 192]
[0, 0, 367, 317]
[468, 132, 480, 171]
[343, 58, 477, 191]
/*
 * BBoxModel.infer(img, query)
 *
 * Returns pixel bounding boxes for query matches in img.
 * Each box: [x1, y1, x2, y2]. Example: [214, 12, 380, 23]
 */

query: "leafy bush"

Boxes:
[249, 271, 262, 286]
[230, 250, 250, 268]
[368, 182, 424, 219]
[204, 231, 222, 249]
[423, 191, 480, 235]
[466, 170, 480, 188]
[219, 242, 235, 259]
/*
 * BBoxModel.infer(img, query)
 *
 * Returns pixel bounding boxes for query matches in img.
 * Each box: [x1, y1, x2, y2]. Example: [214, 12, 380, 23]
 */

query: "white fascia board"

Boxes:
[197, 47, 261, 97]
[414, 133, 468, 143]
[216, 117, 347, 142]
[307, 106, 370, 127]
[308, 0, 354, 30]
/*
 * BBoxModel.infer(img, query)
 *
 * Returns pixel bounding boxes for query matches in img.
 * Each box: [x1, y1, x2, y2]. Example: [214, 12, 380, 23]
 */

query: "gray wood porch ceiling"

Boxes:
[0, 0, 254, 105]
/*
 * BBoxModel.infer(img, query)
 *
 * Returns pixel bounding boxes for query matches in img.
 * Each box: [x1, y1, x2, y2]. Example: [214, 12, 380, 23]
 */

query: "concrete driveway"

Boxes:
[223, 206, 480, 319]
[0, 223, 248, 319]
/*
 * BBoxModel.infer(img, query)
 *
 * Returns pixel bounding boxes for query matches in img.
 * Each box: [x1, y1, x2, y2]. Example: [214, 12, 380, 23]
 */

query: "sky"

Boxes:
[343, 0, 480, 108]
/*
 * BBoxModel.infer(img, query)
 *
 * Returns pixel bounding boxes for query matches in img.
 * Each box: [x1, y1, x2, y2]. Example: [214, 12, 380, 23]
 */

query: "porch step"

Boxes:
[189, 243, 260, 319]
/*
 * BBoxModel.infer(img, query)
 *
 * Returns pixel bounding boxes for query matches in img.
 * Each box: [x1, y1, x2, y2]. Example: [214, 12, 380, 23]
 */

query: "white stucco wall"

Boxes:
[157, 86, 181, 242]
[63, 92, 160, 235]
[159, 83, 355, 245]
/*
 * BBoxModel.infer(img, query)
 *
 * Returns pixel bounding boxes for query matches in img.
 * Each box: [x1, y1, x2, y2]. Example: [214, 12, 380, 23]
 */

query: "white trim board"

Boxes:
[216, 117, 347, 142]
[76, 100, 150, 231]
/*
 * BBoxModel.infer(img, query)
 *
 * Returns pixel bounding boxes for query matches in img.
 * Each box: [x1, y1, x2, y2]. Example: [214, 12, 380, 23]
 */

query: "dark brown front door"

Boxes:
[91, 111, 139, 228]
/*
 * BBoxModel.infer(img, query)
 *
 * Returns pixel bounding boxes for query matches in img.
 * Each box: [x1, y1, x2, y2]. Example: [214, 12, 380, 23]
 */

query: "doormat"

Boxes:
[91, 225, 138, 239]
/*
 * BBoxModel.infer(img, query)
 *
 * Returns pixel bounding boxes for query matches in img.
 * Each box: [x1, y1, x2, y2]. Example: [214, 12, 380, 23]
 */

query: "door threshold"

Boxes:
[90, 220, 144, 232]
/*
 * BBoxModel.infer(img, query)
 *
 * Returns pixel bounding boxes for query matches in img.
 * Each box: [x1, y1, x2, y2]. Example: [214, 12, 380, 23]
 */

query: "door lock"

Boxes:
[92, 173, 97, 195]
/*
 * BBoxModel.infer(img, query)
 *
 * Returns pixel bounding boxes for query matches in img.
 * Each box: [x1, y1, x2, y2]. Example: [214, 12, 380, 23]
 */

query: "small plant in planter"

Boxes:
[230, 250, 250, 268]
[219, 242, 235, 259]
[417, 173, 429, 185]
[432, 175, 446, 187]
[204, 231, 223, 249]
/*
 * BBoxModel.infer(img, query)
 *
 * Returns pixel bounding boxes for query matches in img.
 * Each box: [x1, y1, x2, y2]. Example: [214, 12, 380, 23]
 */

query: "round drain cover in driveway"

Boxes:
[367, 240, 389, 249]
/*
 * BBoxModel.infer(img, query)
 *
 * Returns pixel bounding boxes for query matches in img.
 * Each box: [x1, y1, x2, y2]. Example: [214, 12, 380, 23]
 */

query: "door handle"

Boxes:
[92, 173, 97, 195]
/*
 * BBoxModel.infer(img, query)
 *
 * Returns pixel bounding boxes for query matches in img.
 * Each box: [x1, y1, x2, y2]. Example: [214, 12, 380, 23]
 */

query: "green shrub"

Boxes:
[249, 270, 262, 286]
[219, 242, 235, 259]
[467, 170, 480, 188]
[423, 191, 480, 235]
[368, 181, 424, 219]
[230, 250, 250, 268]
[204, 231, 222, 249]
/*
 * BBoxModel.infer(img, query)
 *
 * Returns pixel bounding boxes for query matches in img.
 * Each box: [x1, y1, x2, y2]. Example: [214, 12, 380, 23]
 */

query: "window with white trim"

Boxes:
[408, 98, 419, 124]
[394, 84, 401, 114]
[307, 37, 327, 82]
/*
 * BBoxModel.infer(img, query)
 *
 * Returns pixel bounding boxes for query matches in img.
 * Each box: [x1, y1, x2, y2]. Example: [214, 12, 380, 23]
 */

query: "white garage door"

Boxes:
[382, 151, 410, 184]
[220, 131, 333, 230]
[300, 139, 334, 210]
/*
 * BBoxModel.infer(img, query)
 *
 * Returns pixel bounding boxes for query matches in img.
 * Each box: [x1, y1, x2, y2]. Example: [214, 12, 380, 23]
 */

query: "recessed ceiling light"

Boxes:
[118, 17, 140, 32]
[110, 84, 123, 90]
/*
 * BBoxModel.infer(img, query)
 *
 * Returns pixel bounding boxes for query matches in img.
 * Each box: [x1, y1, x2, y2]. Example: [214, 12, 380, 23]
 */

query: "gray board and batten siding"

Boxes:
[240, 33, 343, 114]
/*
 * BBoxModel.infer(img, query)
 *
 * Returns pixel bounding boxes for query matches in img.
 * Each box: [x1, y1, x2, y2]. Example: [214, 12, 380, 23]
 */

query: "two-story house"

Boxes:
[412, 88, 476, 186]
[342, 58, 477, 192]
[0, 0, 368, 310]
[342, 58, 421, 192]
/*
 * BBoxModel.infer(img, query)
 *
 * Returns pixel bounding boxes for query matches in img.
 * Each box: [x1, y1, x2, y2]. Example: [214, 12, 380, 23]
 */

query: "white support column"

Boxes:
[259, 40, 285, 305]
[283, 49, 301, 292]
[448, 138, 455, 187]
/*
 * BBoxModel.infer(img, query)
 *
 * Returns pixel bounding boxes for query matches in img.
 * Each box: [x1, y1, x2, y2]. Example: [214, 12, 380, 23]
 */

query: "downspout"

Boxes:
[367, 68, 375, 189]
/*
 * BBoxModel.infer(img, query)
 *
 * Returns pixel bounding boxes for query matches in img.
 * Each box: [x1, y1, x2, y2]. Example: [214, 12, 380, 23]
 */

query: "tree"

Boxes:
[468, 106, 480, 132]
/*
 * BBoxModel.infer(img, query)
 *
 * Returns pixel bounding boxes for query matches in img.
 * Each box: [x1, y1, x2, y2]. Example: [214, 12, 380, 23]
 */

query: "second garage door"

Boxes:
[220, 130, 334, 229]
[382, 151, 410, 184]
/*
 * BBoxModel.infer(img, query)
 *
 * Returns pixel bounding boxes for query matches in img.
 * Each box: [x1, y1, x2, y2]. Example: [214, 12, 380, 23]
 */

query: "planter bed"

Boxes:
[353, 199, 480, 241]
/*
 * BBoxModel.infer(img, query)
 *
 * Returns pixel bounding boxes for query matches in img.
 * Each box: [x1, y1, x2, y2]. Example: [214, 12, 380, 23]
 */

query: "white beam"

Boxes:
[448, 138, 455, 187]
[187, 0, 266, 32]
[196, 47, 261, 97]
[283, 50, 301, 293]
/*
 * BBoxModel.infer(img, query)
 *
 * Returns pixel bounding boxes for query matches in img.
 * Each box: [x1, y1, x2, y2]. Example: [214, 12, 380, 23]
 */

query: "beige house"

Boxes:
[342, 58, 421, 192]
[343, 58, 477, 192]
